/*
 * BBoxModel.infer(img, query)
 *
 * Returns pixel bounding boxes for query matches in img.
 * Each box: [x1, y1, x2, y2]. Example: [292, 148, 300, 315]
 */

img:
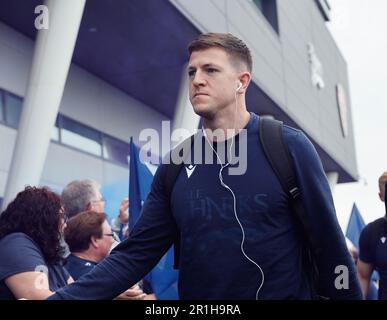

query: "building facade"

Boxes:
[0, 0, 357, 211]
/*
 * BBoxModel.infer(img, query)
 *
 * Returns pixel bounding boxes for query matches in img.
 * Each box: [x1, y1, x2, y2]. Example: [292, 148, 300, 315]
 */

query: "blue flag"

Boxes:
[129, 137, 179, 300]
[128, 137, 154, 230]
[345, 203, 366, 249]
[101, 179, 128, 227]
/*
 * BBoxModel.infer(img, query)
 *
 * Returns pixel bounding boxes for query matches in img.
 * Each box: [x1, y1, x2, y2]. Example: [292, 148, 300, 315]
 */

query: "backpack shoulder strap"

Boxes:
[259, 117, 321, 295]
[164, 133, 198, 269]
[259, 117, 300, 200]
[259, 117, 317, 247]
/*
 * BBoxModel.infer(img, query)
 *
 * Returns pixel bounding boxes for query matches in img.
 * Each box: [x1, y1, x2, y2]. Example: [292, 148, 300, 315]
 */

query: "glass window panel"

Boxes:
[252, 0, 263, 11]
[5, 93, 23, 128]
[102, 135, 129, 166]
[62, 129, 102, 156]
[251, 0, 278, 33]
[0, 91, 4, 122]
[61, 117, 102, 156]
[51, 116, 60, 142]
[61, 117, 101, 143]
[51, 125, 60, 141]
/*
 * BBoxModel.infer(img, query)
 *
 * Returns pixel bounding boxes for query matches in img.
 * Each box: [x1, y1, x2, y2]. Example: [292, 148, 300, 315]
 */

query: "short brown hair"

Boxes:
[64, 210, 107, 252]
[188, 33, 253, 72]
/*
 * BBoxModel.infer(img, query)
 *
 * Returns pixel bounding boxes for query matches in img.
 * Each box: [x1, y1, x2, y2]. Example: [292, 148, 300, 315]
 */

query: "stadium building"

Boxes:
[0, 0, 357, 212]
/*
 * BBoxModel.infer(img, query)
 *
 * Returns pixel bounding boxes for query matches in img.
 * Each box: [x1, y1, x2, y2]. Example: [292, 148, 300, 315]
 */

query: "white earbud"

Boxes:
[236, 82, 243, 92]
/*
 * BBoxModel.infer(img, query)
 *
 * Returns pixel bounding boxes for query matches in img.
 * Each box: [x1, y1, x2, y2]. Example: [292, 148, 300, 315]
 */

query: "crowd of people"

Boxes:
[0, 33, 385, 300]
[0, 180, 154, 300]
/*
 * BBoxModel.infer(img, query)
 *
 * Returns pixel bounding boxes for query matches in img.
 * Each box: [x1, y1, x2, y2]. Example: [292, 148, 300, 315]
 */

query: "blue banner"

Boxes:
[345, 203, 366, 249]
[128, 138, 179, 300]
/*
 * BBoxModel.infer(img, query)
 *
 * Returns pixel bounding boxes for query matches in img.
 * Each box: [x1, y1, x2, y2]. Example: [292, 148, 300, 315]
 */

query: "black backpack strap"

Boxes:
[259, 117, 300, 200]
[259, 117, 321, 295]
[165, 133, 198, 269]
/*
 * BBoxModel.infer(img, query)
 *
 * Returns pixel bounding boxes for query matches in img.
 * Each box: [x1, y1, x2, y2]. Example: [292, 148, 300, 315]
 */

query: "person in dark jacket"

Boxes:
[48, 33, 362, 300]
[358, 171, 387, 299]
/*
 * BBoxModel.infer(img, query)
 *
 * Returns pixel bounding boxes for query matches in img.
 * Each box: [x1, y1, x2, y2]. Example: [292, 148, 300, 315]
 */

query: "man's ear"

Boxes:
[86, 202, 93, 210]
[238, 72, 251, 93]
[90, 235, 99, 249]
[379, 192, 384, 202]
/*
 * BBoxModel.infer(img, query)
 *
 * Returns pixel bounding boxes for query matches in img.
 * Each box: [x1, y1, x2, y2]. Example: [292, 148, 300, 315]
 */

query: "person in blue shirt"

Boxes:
[64, 210, 116, 281]
[358, 171, 387, 299]
[0, 187, 72, 299]
[48, 32, 362, 300]
[347, 241, 378, 300]
[64, 210, 154, 300]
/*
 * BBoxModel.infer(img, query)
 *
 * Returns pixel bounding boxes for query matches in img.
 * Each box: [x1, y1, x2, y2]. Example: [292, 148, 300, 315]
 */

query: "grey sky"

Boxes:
[327, 0, 387, 230]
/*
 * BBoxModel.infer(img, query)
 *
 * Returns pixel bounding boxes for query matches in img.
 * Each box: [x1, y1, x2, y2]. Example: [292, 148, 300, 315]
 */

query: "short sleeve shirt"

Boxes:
[0, 232, 70, 299]
[359, 218, 387, 299]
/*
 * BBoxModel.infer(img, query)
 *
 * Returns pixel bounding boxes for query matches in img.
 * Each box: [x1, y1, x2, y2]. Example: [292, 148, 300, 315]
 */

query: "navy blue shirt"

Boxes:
[0, 233, 70, 300]
[65, 254, 153, 294]
[65, 254, 97, 281]
[359, 218, 387, 299]
[49, 113, 361, 300]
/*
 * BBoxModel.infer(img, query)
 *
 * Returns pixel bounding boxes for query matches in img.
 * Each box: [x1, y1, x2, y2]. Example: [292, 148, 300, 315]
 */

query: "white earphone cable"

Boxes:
[202, 87, 265, 300]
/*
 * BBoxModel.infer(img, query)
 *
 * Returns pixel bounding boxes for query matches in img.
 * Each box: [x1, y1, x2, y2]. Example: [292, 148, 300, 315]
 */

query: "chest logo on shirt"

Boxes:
[185, 165, 196, 178]
[381, 237, 386, 244]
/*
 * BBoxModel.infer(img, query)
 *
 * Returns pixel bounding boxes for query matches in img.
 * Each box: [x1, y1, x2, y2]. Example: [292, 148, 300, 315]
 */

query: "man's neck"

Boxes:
[202, 108, 251, 141]
[72, 250, 100, 264]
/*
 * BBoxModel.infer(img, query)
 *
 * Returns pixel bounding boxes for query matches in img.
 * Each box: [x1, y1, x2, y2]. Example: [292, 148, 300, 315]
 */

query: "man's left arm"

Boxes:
[286, 129, 362, 300]
[47, 165, 178, 300]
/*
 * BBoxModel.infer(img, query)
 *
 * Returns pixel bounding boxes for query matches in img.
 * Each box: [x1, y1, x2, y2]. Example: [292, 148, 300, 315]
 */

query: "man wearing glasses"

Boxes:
[61, 179, 108, 220]
[60, 179, 153, 299]
[64, 210, 150, 300]
[64, 210, 119, 281]
[61, 179, 129, 242]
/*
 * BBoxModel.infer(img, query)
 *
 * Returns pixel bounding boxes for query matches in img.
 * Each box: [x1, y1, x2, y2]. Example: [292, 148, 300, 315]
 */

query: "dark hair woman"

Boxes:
[0, 186, 73, 299]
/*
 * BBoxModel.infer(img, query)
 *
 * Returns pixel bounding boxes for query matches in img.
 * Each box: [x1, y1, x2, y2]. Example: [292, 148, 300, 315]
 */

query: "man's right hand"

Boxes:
[115, 284, 146, 300]
[119, 197, 129, 224]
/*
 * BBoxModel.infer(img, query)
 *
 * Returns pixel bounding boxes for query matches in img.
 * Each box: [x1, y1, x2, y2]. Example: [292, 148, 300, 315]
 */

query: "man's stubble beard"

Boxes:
[191, 102, 216, 121]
